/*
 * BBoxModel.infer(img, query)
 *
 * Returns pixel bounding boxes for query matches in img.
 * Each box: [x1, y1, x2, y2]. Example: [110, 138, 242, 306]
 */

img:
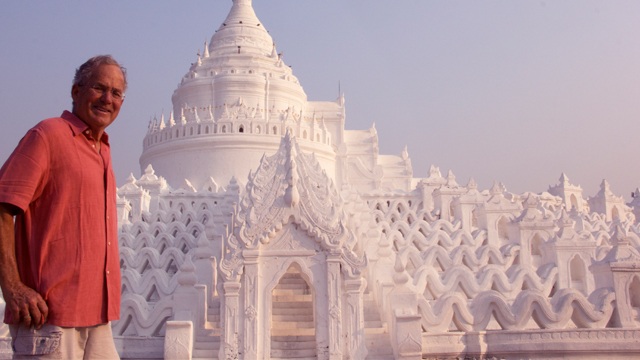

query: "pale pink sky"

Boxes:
[0, 0, 638, 198]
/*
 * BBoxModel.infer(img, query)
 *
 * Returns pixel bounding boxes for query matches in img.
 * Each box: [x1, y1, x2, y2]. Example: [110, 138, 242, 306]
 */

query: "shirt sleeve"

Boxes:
[0, 129, 49, 212]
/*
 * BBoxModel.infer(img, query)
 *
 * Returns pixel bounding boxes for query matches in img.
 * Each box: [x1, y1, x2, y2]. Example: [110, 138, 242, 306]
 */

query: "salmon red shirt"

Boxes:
[0, 111, 120, 327]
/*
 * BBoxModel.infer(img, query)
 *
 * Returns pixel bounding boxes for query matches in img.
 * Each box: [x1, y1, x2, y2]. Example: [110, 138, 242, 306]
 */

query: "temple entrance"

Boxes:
[270, 265, 317, 359]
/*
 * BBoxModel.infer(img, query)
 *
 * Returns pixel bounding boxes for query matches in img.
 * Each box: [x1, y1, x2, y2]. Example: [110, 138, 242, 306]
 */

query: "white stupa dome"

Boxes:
[140, 0, 336, 190]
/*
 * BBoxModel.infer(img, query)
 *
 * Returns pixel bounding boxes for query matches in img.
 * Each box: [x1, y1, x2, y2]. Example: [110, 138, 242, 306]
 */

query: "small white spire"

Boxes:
[159, 113, 166, 130]
[203, 40, 210, 58]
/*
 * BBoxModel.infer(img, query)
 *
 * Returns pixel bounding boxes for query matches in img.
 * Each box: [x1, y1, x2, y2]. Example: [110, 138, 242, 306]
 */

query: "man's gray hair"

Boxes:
[73, 55, 128, 90]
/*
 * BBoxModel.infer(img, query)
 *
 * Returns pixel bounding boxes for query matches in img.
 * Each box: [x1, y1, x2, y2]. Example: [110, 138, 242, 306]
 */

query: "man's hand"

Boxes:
[0, 202, 48, 329]
[3, 281, 48, 329]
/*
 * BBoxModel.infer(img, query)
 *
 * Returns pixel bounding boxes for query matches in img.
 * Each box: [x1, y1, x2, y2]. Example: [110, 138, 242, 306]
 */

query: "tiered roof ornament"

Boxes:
[588, 179, 629, 221]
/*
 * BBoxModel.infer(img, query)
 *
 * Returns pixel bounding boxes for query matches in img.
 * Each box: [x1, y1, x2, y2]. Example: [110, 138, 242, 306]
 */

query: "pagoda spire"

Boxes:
[203, 40, 210, 58]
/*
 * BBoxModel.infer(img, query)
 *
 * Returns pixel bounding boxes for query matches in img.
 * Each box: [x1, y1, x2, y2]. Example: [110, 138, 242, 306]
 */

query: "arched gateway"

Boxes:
[218, 130, 368, 359]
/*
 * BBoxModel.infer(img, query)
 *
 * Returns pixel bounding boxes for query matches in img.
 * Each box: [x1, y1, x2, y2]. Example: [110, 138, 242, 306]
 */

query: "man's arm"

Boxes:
[0, 203, 47, 329]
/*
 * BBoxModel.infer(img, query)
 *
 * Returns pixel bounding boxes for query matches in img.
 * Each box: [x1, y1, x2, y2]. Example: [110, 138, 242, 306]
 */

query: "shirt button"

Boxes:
[85, 130, 90, 135]
[92, 144, 95, 148]
[108, 242, 111, 245]
[107, 271, 110, 275]
[107, 216, 110, 219]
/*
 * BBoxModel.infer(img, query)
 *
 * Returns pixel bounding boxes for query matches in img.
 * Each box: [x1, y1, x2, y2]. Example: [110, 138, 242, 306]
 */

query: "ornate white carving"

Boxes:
[220, 235, 243, 282]
[236, 128, 345, 250]
[329, 305, 341, 319]
[398, 333, 422, 356]
[245, 305, 257, 322]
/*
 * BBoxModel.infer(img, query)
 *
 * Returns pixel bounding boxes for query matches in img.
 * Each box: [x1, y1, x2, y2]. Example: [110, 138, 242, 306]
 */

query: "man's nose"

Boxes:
[100, 90, 113, 103]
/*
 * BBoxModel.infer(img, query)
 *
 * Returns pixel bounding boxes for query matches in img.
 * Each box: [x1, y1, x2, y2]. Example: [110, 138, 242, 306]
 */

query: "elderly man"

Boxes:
[0, 55, 125, 359]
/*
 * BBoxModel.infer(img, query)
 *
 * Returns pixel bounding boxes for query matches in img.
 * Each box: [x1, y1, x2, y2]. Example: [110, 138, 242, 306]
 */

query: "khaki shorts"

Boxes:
[10, 322, 119, 360]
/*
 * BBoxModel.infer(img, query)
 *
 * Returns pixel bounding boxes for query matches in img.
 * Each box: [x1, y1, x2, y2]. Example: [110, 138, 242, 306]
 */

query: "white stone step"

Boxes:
[270, 348, 317, 358]
[205, 322, 220, 330]
[272, 320, 315, 329]
[365, 320, 383, 328]
[271, 328, 315, 336]
[272, 314, 314, 322]
[196, 328, 221, 337]
[272, 302, 314, 310]
[271, 270, 317, 354]
[364, 306, 380, 313]
[277, 277, 308, 285]
[364, 326, 387, 335]
[272, 307, 313, 315]
[207, 308, 220, 316]
[273, 288, 311, 295]
[194, 340, 220, 350]
[364, 313, 381, 321]
[273, 294, 313, 302]
[271, 339, 317, 350]
[272, 335, 315, 342]
[275, 282, 309, 289]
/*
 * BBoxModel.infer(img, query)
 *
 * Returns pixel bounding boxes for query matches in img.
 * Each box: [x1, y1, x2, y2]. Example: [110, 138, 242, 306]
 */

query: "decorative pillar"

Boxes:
[388, 257, 422, 360]
[222, 282, 241, 359]
[164, 321, 193, 360]
[165, 255, 199, 360]
[194, 233, 216, 305]
[219, 234, 244, 360]
[326, 251, 343, 360]
[344, 278, 367, 360]
[243, 250, 260, 359]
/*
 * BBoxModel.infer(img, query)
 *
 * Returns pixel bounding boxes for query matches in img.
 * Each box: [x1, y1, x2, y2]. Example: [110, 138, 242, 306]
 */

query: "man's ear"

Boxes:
[71, 84, 80, 104]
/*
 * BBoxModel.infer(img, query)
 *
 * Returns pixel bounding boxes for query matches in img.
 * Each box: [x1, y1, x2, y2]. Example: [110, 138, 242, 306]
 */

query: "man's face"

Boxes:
[71, 64, 125, 137]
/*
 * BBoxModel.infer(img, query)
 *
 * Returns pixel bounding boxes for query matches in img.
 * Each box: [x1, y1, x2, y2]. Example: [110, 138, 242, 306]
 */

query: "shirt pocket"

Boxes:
[12, 324, 63, 356]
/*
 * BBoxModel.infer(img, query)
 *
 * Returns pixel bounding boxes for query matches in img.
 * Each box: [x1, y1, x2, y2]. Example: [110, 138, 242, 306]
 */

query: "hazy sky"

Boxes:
[1, 1, 638, 199]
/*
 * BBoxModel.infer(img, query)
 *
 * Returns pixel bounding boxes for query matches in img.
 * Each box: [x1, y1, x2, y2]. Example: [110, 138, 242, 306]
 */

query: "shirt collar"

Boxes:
[60, 110, 110, 144]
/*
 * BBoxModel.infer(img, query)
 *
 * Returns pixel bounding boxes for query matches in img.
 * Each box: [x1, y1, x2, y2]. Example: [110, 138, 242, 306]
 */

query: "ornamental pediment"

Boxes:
[235, 128, 346, 250]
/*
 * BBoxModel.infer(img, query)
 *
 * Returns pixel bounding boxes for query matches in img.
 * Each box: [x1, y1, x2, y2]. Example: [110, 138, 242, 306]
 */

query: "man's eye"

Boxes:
[92, 85, 103, 92]
[113, 91, 122, 98]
